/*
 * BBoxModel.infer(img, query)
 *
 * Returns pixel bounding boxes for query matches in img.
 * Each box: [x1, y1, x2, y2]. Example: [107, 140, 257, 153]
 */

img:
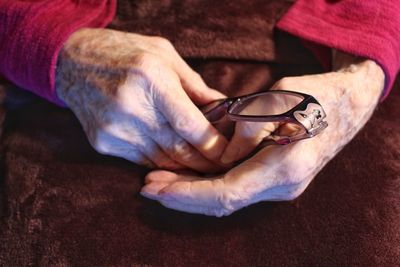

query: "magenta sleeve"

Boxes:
[0, 0, 117, 106]
[277, 0, 400, 100]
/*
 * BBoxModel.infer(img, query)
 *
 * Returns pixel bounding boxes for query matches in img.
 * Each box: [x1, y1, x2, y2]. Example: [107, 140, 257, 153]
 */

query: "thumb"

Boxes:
[220, 121, 278, 164]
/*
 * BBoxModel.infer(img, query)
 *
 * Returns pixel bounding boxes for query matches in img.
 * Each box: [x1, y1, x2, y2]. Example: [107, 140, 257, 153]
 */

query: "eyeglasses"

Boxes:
[201, 90, 328, 146]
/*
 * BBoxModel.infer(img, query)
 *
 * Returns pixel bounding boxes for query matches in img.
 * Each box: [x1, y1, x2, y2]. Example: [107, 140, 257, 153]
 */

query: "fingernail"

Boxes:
[220, 152, 234, 164]
[220, 147, 239, 164]
[140, 190, 158, 200]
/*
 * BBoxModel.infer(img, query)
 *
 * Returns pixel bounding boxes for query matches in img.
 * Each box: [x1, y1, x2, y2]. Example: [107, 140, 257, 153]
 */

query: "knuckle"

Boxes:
[154, 158, 179, 170]
[283, 181, 306, 201]
[217, 188, 246, 215]
[151, 36, 174, 51]
[173, 112, 198, 137]
[191, 71, 202, 80]
[91, 129, 109, 154]
[139, 158, 156, 169]
[154, 161, 173, 170]
[189, 71, 207, 86]
[134, 52, 159, 69]
[285, 190, 302, 201]
[168, 138, 193, 162]
[274, 77, 292, 90]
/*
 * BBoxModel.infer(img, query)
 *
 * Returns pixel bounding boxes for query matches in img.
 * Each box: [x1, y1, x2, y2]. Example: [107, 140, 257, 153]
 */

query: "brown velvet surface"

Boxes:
[1, 0, 400, 266]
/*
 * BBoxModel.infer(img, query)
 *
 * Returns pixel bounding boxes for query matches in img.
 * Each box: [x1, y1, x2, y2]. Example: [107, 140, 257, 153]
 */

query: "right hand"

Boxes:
[55, 28, 228, 172]
[141, 56, 385, 216]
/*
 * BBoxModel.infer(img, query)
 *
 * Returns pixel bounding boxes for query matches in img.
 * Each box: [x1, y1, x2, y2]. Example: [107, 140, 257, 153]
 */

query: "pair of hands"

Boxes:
[56, 28, 385, 216]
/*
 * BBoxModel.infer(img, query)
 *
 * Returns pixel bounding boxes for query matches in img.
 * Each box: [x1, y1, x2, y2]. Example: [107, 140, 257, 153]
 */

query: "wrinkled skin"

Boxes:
[141, 52, 385, 216]
[56, 28, 229, 173]
[56, 28, 385, 217]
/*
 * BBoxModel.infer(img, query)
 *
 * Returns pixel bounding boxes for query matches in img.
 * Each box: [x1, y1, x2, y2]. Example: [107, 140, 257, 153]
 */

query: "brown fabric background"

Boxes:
[1, 0, 399, 266]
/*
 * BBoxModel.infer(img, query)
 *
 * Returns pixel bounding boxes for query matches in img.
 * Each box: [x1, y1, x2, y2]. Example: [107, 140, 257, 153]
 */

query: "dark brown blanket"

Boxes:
[1, 0, 399, 265]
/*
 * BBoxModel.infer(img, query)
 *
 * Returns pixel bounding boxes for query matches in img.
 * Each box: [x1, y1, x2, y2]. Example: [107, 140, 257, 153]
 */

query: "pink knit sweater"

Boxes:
[277, 0, 400, 100]
[0, 0, 399, 105]
[0, 0, 116, 105]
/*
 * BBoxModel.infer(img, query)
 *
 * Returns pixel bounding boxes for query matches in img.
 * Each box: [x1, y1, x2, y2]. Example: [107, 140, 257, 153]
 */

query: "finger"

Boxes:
[142, 170, 198, 200]
[106, 129, 187, 170]
[141, 182, 170, 200]
[149, 143, 315, 215]
[220, 121, 278, 164]
[133, 155, 156, 169]
[158, 199, 227, 216]
[153, 69, 228, 162]
[164, 47, 226, 104]
[145, 169, 198, 184]
[90, 130, 156, 168]
[142, 146, 291, 216]
[150, 123, 225, 173]
[106, 148, 155, 169]
[141, 170, 230, 216]
[142, 181, 223, 215]
[139, 138, 185, 170]
[176, 62, 226, 105]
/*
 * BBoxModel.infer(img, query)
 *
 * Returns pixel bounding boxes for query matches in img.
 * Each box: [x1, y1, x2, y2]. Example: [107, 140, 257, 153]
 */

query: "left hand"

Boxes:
[141, 54, 385, 216]
[56, 28, 228, 172]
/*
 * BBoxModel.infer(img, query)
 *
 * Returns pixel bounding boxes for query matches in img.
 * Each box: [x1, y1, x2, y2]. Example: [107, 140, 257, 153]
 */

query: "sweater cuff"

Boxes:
[276, 1, 400, 100]
[0, 0, 117, 106]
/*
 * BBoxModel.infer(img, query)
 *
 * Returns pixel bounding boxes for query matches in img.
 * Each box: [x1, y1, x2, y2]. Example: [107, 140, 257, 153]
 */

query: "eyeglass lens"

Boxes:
[229, 92, 304, 116]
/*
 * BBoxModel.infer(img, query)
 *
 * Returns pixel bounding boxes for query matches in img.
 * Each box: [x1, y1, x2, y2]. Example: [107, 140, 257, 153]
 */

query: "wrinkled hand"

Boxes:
[56, 28, 228, 172]
[141, 53, 385, 216]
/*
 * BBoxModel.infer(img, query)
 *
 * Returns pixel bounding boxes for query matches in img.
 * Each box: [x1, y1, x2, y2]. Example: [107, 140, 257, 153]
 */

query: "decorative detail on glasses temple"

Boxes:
[294, 103, 327, 133]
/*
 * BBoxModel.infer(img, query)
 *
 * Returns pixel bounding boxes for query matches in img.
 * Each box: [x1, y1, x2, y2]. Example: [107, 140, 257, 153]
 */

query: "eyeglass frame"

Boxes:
[201, 90, 328, 145]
